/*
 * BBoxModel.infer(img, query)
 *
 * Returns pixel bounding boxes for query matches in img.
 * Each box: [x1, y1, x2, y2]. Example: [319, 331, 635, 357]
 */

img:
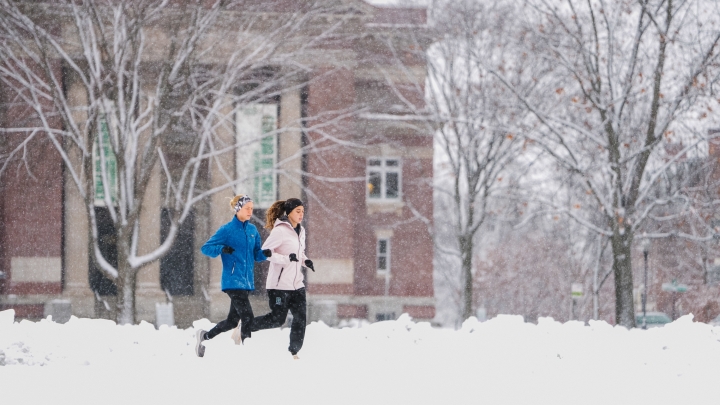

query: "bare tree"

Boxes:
[378, 0, 534, 322]
[490, 0, 720, 327]
[0, 0, 354, 324]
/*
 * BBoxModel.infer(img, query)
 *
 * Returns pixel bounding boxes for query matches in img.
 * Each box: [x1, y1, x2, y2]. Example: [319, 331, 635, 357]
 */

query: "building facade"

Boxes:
[0, 1, 435, 326]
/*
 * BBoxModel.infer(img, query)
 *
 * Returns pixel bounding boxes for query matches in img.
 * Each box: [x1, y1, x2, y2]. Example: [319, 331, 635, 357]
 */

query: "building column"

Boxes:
[208, 96, 236, 321]
[135, 162, 166, 323]
[278, 88, 303, 200]
[62, 78, 94, 318]
[62, 161, 95, 317]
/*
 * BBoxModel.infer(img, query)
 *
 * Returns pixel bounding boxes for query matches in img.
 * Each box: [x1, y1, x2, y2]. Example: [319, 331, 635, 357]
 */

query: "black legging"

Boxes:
[251, 288, 307, 355]
[206, 290, 254, 342]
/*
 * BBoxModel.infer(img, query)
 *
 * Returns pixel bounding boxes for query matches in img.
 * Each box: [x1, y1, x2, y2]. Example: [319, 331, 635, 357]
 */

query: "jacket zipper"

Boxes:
[277, 267, 284, 286]
[293, 229, 302, 290]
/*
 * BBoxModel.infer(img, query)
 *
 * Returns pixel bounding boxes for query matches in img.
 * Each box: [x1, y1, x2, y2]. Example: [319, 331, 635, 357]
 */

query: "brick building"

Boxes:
[0, 1, 435, 326]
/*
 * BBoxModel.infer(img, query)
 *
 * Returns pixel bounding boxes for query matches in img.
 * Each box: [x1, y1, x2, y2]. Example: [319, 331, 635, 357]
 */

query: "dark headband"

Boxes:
[284, 198, 303, 215]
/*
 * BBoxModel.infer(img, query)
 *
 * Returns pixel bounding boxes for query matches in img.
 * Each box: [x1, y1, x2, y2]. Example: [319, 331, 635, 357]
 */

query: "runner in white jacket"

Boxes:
[250, 198, 314, 358]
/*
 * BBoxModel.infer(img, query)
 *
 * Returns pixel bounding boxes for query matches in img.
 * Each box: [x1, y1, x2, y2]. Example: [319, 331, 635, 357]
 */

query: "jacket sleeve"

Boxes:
[253, 227, 267, 262]
[301, 231, 309, 262]
[267, 252, 292, 265]
[262, 227, 291, 265]
[201, 226, 226, 258]
[300, 244, 309, 263]
[301, 237, 309, 262]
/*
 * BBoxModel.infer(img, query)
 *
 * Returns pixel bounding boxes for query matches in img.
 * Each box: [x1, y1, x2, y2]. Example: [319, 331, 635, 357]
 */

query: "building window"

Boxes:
[367, 158, 401, 201]
[377, 238, 390, 274]
[376, 312, 396, 321]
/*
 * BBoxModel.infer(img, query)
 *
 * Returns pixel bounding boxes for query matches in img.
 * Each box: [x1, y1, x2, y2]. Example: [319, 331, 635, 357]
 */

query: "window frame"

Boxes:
[366, 157, 402, 202]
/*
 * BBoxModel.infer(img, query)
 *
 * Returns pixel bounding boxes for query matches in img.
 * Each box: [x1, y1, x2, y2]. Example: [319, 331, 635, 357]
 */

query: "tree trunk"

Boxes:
[116, 267, 136, 325]
[611, 229, 636, 328]
[460, 235, 474, 320]
[116, 232, 136, 325]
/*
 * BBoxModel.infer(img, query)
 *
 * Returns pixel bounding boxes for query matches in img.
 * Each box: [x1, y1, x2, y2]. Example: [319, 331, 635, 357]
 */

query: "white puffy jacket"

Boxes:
[261, 217, 309, 290]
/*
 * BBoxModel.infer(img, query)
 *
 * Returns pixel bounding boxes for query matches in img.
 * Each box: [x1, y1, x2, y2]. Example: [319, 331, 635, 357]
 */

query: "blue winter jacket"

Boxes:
[201, 216, 266, 291]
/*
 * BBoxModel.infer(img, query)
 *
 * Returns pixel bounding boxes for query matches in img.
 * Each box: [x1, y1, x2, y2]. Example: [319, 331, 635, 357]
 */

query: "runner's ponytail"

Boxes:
[265, 200, 286, 229]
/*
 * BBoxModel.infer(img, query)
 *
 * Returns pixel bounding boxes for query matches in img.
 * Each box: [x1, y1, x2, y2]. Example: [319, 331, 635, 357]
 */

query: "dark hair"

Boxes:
[265, 200, 286, 229]
[264, 198, 304, 229]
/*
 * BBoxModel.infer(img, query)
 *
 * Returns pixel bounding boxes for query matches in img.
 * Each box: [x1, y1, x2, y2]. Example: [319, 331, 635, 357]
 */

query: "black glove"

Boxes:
[221, 246, 234, 254]
[262, 249, 272, 258]
[304, 259, 315, 272]
[289, 253, 299, 262]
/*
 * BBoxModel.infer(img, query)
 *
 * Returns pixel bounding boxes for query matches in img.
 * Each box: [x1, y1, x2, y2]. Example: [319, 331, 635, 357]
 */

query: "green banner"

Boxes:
[236, 104, 277, 209]
[93, 119, 118, 206]
[254, 115, 277, 207]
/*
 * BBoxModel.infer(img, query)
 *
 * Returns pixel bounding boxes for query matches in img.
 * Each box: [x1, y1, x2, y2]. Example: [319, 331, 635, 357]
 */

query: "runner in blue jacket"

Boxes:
[194, 194, 270, 357]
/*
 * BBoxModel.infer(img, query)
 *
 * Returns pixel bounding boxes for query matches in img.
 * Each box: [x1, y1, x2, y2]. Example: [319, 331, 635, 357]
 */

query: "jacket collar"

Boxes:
[232, 216, 248, 227]
[275, 215, 301, 231]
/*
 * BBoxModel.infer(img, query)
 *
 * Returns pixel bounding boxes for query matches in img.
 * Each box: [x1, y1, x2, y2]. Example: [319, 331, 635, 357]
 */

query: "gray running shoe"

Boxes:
[195, 329, 207, 357]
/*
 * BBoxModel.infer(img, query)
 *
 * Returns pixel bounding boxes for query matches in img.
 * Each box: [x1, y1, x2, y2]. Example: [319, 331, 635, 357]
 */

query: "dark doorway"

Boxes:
[251, 210, 269, 296]
[89, 207, 118, 296]
[160, 208, 195, 296]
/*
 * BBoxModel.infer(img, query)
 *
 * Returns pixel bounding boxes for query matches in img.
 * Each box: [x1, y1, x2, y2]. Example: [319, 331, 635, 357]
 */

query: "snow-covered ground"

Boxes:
[1, 310, 719, 405]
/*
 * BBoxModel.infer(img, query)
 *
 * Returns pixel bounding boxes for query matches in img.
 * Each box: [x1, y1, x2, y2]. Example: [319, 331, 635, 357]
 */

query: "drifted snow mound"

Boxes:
[1, 310, 720, 405]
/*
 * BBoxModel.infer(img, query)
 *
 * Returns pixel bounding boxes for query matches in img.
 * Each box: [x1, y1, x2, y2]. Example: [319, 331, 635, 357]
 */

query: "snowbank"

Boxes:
[1, 310, 719, 405]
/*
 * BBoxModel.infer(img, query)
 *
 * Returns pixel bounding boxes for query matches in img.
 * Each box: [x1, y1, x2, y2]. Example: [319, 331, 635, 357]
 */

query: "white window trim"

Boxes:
[366, 157, 402, 202]
[376, 237, 391, 275]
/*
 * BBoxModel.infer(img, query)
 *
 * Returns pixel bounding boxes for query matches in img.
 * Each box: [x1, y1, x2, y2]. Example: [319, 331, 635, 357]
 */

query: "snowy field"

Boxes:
[1, 310, 719, 405]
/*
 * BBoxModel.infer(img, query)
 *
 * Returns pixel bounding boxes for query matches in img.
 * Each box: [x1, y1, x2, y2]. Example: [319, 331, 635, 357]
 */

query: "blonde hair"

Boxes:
[265, 200, 286, 229]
